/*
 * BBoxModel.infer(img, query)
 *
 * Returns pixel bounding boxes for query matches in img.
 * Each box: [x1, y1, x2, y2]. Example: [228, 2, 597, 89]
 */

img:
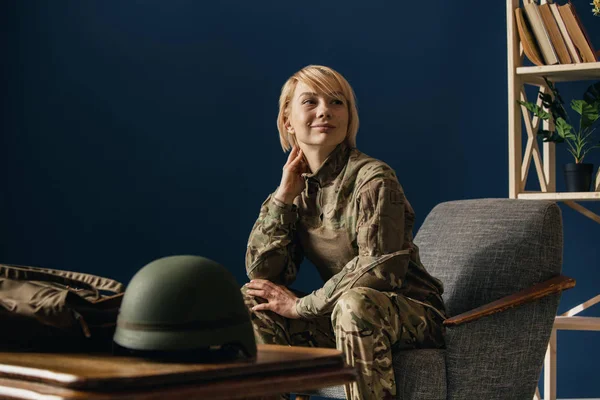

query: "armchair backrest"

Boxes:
[414, 199, 563, 399]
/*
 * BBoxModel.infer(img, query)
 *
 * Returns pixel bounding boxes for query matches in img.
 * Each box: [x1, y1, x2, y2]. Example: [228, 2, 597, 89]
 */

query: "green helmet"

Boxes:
[113, 255, 256, 359]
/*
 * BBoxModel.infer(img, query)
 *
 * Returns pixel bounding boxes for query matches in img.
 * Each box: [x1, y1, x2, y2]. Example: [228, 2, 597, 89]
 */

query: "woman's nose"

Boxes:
[317, 103, 332, 118]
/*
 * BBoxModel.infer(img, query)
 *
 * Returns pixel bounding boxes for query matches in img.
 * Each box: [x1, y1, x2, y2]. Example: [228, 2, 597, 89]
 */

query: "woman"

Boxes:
[243, 65, 446, 400]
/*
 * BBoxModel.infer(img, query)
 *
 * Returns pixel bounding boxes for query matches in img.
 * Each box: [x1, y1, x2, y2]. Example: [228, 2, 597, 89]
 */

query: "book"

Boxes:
[515, 7, 545, 66]
[539, 3, 572, 63]
[567, 1, 598, 61]
[523, 0, 559, 65]
[548, 0, 582, 63]
[558, 1, 598, 62]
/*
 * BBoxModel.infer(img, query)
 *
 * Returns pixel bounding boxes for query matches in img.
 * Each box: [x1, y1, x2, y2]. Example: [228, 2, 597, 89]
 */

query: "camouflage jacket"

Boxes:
[245, 142, 446, 320]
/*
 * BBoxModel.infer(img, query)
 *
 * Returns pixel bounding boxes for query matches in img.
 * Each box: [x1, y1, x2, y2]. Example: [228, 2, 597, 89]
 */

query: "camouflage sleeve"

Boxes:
[245, 192, 303, 286]
[295, 178, 411, 318]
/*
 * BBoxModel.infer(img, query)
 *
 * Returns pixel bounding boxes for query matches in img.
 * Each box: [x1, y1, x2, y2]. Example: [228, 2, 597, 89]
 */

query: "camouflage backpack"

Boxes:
[0, 263, 124, 352]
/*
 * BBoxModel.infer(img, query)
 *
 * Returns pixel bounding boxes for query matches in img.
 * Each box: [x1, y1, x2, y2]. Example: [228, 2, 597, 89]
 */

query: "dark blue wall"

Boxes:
[2, 1, 599, 398]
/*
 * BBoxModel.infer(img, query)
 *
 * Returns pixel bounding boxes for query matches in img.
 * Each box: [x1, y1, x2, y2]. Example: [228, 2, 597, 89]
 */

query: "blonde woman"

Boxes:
[243, 65, 446, 400]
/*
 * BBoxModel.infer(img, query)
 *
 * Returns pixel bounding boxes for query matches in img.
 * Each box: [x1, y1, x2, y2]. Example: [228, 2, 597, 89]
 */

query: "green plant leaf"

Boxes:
[583, 82, 600, 105]
[542, 77, 568, 120]
[543, 77, 564, 104]
[538, 129, 564, 142]
[518, 100, 550, 120]
[555, 117, 574, 140]
[539, 93, 565, 121]
[571, 99, 599, 129]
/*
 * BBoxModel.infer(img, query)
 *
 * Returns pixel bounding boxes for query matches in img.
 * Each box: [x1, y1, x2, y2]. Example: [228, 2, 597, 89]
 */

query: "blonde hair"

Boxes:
[277, 65, 359, 152]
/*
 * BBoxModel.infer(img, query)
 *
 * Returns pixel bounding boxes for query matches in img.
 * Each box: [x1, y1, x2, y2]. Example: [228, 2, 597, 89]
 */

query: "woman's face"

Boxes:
[285, 81, 349, 150]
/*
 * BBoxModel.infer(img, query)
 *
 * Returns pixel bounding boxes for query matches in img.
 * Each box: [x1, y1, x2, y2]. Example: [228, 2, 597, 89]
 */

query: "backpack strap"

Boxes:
[0, 264, 124, 294]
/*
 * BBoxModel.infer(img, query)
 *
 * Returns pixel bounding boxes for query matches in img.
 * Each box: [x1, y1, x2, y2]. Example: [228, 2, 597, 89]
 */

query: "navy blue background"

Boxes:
[2, 1, 599, 398]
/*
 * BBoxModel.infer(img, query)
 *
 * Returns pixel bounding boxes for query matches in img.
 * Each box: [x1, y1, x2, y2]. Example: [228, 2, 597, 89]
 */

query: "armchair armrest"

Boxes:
[443, 275, 575, 327]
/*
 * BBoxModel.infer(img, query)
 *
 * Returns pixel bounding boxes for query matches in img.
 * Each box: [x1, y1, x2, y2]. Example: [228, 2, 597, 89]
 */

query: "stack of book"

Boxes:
[515, 0, 598, 65]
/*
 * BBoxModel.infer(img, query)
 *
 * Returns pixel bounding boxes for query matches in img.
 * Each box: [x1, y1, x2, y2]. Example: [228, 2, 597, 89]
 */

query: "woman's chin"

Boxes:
[306, 134, 345, 147]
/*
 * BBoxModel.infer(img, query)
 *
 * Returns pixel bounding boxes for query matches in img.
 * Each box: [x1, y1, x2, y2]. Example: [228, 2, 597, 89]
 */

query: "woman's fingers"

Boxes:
[277, 146, 306, 201]
[246, 279, 272, 291]
[252, 303, 271, 312]
[246, 289, 267, 299]
[246, 280, 300, 319]
[289, 148, 305, 170]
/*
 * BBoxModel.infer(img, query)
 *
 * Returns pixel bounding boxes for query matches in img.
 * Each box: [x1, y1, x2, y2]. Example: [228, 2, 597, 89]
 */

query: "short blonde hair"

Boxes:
[277, 65, 359, 152]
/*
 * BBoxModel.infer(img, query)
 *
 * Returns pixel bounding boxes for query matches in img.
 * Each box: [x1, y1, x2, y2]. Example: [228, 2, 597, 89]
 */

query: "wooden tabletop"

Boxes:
[0, 344, 356, 399]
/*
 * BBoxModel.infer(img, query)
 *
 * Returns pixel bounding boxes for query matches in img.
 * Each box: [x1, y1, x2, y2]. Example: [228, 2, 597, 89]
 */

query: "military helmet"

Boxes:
[113, 255, 256, 359]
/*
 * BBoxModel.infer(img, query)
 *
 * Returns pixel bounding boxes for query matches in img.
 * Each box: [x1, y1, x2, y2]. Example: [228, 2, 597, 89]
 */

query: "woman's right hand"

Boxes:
[274, 145, 308, 205]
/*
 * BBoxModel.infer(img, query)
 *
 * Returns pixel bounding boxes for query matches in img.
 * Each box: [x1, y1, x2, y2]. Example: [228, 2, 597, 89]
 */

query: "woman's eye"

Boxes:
[331, 99, 344, 105]
[302, 99, 316, 105]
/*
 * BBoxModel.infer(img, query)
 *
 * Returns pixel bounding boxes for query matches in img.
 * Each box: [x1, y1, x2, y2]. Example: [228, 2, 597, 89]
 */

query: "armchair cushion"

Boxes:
[300, 349, 446, 399]
[415, 199, 562, 316]
[394, 349, 446, 400]
[444, 296, 559, 399]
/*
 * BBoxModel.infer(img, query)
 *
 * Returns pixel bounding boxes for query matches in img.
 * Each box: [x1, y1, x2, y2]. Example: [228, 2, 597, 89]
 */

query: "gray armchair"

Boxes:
[295, 199, 574, 400]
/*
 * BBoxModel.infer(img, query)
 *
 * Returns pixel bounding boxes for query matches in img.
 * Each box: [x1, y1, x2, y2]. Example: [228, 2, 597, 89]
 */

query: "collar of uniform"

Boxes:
[301, 142, 351, 188]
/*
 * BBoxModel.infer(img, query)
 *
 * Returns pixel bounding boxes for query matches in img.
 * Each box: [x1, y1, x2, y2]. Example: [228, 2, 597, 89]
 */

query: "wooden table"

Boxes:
[0, 344, 356, 399]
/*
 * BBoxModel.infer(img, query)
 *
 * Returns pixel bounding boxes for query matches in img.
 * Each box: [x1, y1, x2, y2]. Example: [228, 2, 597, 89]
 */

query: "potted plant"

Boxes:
[518, 78, 600, 192]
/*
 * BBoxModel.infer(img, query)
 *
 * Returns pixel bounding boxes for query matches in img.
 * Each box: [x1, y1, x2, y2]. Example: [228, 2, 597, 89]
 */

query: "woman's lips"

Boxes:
[312, 124, 335, 132]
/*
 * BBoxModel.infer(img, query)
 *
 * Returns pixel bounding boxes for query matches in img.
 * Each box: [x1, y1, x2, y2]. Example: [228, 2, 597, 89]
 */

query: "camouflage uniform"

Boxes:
[244, 142, 446, 400]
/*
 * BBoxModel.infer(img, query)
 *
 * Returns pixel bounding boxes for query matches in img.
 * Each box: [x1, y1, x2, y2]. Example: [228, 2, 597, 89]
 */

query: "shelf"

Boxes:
[554, 316, 600, 331]
[517, 192, 600, 201]
[516, 62, 600, 83]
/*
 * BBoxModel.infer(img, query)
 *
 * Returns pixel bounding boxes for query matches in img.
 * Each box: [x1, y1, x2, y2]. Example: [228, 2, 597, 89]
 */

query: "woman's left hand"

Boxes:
[245, 279, 300, 319]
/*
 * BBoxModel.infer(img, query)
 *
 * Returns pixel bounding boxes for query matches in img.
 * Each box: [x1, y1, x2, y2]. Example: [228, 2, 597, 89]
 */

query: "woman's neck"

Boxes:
[298, 143, 338, 174]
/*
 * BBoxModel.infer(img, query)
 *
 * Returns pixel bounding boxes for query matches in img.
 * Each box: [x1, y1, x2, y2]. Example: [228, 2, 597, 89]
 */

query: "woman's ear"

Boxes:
[284, 120, 294, 134]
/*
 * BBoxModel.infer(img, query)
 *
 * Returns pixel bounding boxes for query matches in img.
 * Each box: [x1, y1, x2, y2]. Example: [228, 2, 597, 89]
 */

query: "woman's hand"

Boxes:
[274, 145, 308, 205]
[245, 279, 300, 319]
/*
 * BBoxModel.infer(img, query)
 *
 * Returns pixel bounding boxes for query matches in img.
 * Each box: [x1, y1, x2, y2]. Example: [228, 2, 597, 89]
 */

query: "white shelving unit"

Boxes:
[506, 1, 600, 399]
